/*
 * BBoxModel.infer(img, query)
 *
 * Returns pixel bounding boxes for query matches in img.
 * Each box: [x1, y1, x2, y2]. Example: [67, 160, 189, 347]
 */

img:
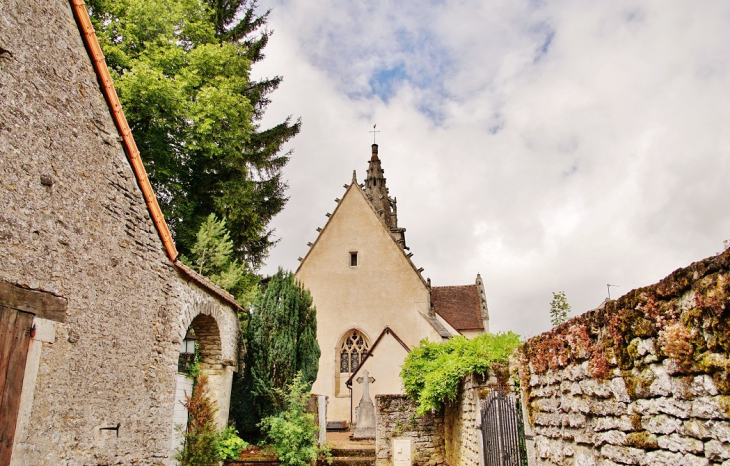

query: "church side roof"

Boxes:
[345, 326, 410, 387]
[431, 284, 484, 331]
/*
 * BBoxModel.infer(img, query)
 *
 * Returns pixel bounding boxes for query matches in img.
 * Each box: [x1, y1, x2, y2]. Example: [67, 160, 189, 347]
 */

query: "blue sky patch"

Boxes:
[369, 64, 408, 102]
[532, 23, 555, 63]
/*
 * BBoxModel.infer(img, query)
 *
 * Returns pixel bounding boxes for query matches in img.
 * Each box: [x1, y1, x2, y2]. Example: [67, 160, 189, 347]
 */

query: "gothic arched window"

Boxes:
[339, 330, 369, 375]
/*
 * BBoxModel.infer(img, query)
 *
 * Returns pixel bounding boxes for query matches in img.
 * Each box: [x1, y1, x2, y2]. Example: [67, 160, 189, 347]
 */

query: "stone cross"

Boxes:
[356, 370, 376, 403]
[353, 369, 377, 439]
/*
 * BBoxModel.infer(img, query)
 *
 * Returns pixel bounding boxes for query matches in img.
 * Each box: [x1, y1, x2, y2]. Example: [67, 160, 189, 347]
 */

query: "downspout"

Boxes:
[347, 381, 354, 427]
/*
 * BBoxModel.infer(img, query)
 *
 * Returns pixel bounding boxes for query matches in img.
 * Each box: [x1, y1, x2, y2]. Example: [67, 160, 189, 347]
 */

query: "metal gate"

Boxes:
[481, 390, 528, 466]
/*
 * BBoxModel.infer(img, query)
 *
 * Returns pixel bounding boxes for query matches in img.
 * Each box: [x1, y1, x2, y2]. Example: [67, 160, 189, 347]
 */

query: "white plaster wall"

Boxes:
[169, 373, 194, 460]
[214, 366, 234, 428]
[460, 330, 483, 339]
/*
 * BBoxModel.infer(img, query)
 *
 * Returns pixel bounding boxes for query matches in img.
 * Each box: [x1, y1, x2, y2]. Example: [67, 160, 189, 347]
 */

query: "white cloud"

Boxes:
[255, 0, 730, 337]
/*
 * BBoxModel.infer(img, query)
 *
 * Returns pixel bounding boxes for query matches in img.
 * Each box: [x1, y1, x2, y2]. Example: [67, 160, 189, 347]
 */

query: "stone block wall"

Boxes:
[519, 249, 730, 465]
[444, 373, 488, 466]
[0, 1, 239, 464]
[375, 395, 446, 466]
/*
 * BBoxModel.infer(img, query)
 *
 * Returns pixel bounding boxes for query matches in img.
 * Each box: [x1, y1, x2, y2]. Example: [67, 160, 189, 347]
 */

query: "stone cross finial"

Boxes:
[356, 369, 376, 403]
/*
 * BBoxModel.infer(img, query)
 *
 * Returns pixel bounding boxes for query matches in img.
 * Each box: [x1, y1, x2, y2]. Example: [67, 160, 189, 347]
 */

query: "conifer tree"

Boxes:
[184, 213, 257, 304]
[230, 269, 320, 433]
[176, 374, 219, 466]
[203, 0, 302, 268]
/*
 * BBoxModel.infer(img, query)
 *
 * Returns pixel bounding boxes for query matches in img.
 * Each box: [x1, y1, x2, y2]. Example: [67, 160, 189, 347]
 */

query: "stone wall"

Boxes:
[444, 373, 487, 466]
[0, 1, 239, 464]
[519, 249, 730, 465]
[375, 395, 446, 466]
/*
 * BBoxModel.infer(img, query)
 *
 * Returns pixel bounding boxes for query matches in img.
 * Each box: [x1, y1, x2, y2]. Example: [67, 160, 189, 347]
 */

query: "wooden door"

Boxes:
[0, 306, 34, 465]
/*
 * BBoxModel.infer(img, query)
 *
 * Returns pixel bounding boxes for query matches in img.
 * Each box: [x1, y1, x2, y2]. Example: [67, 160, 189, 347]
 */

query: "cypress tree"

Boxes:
[230, 269, 320, 434]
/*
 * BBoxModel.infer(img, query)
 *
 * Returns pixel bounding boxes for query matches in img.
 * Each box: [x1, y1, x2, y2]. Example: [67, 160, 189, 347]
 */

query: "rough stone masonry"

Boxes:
[519, 248, 730, 465]
[0, 0, 239, 464]
[375, 394, 447, 466]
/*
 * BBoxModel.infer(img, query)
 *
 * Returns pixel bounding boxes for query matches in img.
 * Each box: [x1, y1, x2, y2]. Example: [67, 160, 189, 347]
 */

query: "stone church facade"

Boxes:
[1, 1, 240, 464]
[296, 144, 489, 425]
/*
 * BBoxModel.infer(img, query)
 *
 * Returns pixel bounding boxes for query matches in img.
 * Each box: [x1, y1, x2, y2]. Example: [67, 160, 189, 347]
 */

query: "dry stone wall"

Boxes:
[443, 373, 488, 466]
[0, 0, 239, 464]
[375, 395, 446, 466]
[519, 249, 730, 466]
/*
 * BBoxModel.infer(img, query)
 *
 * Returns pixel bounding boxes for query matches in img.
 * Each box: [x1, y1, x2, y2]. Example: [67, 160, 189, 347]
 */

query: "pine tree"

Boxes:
[191, 214, 236, 276]
[230, 269, 320, 434]
[204, 0, 302, 267]
[184, 213, 257, 304]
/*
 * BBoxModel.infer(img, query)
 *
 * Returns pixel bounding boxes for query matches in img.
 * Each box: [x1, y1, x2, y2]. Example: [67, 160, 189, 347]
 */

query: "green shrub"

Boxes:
[218, 426, 249, 460]
[260, 373, 330, 466]
[400, 332, 521, 415]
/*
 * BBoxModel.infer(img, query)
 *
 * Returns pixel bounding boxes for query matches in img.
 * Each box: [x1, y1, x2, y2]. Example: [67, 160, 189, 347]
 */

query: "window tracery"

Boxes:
[339, 330, 369, 374]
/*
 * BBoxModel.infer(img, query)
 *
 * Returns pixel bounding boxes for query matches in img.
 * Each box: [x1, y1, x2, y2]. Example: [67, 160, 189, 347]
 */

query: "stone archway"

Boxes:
[170, 294, 240, 456]
[189, 313, 223, 370]
[180, 298, 239, 369]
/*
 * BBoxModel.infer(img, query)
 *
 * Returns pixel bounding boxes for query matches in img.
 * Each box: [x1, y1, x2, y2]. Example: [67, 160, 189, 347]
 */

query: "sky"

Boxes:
[254, 0, 730, 339]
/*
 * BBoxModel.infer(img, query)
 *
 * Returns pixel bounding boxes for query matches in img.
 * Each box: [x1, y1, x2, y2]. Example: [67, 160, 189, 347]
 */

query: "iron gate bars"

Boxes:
[481, 390, 528, 466]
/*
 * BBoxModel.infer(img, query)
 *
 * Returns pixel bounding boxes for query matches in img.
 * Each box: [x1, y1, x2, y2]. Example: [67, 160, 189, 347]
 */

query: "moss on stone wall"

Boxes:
[520, 248, 730, 421]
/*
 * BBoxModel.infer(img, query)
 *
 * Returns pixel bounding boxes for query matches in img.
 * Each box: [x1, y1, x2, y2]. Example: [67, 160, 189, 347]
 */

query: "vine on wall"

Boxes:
[401, 332, 521, 415]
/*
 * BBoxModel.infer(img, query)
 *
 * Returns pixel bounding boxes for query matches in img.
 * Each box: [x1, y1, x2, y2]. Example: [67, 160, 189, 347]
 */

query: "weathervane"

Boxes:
[369, 124, 380, 144]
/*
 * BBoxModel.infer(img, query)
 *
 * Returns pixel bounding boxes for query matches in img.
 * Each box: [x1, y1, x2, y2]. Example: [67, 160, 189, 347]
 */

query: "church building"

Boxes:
[295, 144, 490, 426]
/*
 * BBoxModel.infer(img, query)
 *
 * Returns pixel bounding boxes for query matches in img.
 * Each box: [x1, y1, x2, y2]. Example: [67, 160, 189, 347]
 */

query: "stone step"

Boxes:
[330, 447, 376, 458]
[330, 457, 375, 466]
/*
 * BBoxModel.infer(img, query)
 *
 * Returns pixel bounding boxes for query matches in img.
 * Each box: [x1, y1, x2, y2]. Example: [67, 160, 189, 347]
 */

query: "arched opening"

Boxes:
[171, 313, 224, 454]
[335, 329, 369, 396]
[188, 313, 223, 369]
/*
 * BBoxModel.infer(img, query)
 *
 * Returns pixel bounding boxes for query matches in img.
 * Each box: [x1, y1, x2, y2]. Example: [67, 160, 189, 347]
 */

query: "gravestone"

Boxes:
[352, 369, 376, 439]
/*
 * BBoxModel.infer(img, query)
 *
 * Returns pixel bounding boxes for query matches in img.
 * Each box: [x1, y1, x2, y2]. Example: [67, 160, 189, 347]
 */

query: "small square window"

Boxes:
[350, 252, 358, 267]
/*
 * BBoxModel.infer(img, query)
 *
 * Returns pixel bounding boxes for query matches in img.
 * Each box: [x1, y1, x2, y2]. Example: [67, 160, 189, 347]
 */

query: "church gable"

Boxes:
[346, 327, 411, 422]
[296, 179, 427, 294]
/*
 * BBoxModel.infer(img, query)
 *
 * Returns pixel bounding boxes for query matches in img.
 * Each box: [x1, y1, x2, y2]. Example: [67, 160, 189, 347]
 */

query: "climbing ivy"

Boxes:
[400, 332, 521, 415]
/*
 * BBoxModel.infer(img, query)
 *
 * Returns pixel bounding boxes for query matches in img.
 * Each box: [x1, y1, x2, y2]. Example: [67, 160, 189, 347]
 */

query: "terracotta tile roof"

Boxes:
[431, 284, 484, 331]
